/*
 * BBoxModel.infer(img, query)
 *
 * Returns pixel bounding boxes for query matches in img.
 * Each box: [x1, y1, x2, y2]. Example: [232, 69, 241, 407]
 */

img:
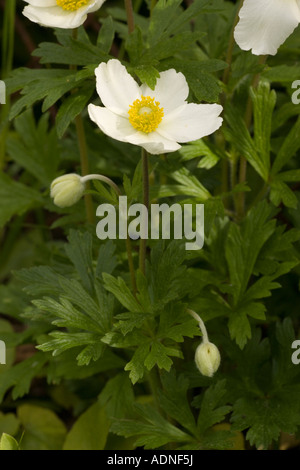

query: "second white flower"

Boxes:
[88, 59, 223, 155]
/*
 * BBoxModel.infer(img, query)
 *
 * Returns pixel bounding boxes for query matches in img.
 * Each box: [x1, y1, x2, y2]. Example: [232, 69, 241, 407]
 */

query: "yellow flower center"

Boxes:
[128, 96, 164, 134]
[56, 0, 90, 11]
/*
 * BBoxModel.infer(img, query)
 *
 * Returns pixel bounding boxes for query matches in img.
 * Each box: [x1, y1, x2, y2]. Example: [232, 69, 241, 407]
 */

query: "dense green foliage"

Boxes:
[0, 0, 300, 451]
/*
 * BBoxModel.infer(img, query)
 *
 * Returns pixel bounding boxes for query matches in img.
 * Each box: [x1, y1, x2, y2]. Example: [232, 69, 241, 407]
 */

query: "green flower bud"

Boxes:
[194, 341, 221, 377]
[50, 174, 85, 208]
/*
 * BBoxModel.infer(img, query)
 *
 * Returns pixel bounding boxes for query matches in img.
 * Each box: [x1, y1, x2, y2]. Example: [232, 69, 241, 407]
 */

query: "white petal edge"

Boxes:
[94, 59, 141, 117]
[157, 103, 223, 143]
[88, 104, 181, 155]
[234, 0, 300, 56]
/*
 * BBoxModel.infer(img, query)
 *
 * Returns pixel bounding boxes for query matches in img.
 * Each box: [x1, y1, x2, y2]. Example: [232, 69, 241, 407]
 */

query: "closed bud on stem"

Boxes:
[50, 172, 120, 208]
[50, 173, 85, 208]
[194, 341, 221, 377]
[187, 309, 221, 377]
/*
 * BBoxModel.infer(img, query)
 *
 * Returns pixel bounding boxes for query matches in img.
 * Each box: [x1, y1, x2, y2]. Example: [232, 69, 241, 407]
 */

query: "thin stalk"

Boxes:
[221, 0, 243, 94]
[150, 0, 157, 15]
[74, 114, 95, 224]
[124, 0, 135, 34]
[187, 309, 209, 344]
[219, 0, 242, 202]
[139, 148, 149, 275]
[81, 174, 121, 197]
[70, 28, 94, 224]
[0, 0, 16, 169]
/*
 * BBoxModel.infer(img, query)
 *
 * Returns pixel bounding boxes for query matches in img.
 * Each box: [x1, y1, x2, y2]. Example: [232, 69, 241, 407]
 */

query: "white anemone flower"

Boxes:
[88, 59, 223, 155]
[22, 0, 106, 29]
[234, 0, 300, 56]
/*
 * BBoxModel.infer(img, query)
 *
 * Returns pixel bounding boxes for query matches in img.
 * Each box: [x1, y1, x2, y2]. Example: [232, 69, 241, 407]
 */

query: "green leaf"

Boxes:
[0, 353, 47, 403]
[55, 84, 94, 138]
[271, 115, 300, 175]
[0, 412, 20, 437]
[149, 241, 187, 310]
[63, 401, 109, 450]
[96, 240, 118, 278]
[99, 373, 134, 419]
[7, 110, 60, 186]
[270, 180, 298, 209]
[158, 371, 197, 435]
[33, 36, 108, 66]
[225, 201, 275, 304]
[37, 331, 102, 358]
[65, 230, 94, 295]
[32, 297, 103, 333]
[148, 0, 183, 46]
[224, 105, 268, 181]
[250, 81, 276, 175]
[228, 311, 252, 349]
[179, 139, 221, 169]
[124, 342, 151, 384]
[0, 172, 43, 228]
[18, 405, 67, 451]
[103, 273, 143, 313]
[144, 342, 177, 372]
[194, 380, 231, 434]
[97, 16, 115, 53]
[110, 403, 191, 449]
[0, 433, 19, 450]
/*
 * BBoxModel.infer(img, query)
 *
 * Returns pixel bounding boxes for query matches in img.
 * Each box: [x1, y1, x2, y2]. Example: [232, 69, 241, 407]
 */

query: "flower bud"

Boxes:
[50, 174, 85, 208]
[195, 341, 221, 377]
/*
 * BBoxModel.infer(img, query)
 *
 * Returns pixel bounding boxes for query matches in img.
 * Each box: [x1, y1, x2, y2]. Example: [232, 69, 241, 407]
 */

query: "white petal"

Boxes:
[140, 69, 189, 114]
[125, 131, 181, 155]
[88, 104, 180, 154]
[89, 0, 106, 12]
[94, 59, 141, 117]
[88, 104, 134, 142]
[22, 0, 103, 29]
[234, 0, 300, 56]
[24, 0, 56, 6]
[158, 103, 223, 143]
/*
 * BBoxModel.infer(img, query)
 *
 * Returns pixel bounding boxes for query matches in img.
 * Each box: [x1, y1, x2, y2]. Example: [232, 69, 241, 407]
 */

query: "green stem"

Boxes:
[139, 148, 149, 275]
[69, 28, 94, 224]
[221, 0, 243, 93]
[124, 0, 135, 34]
[219, 0, 242, 203]
[150, 0, 157, 15]
[0, 0, 16, 169]
[74, 114, 94, 224]
[187, 309, 209, 344]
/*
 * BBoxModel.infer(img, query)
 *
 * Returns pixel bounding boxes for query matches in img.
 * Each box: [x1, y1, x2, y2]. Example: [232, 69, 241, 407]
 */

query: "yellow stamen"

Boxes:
[56, 0, 90, 11]
[128, 96, 164, 134]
